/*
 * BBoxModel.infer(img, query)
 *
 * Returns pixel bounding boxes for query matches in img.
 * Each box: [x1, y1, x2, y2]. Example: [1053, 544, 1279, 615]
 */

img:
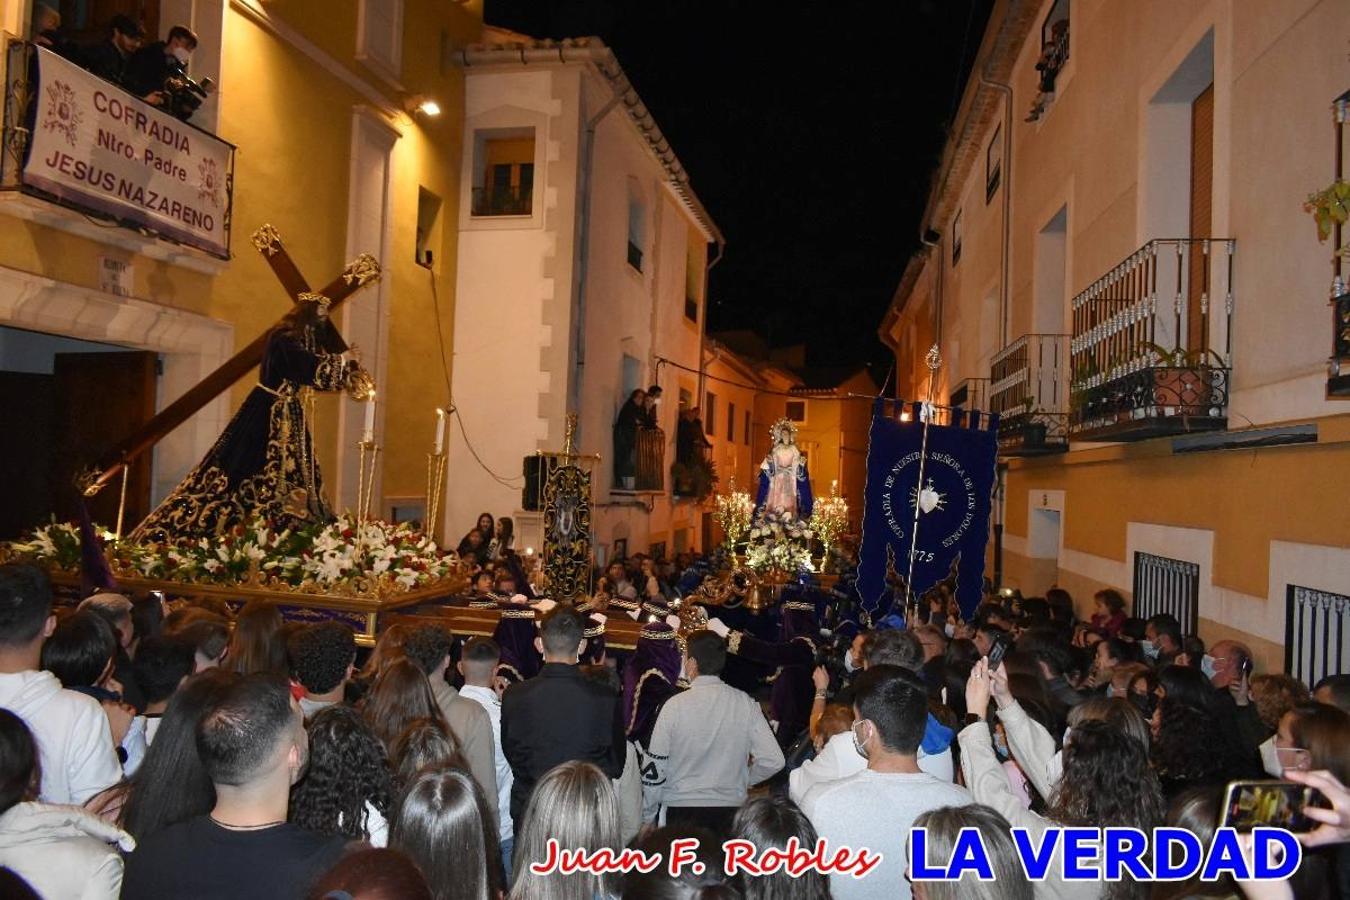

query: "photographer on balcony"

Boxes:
[124, 25, 211, 122]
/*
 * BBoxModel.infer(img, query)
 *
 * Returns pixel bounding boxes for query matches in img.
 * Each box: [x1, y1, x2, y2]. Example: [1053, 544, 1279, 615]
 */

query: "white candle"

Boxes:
[434, 408, 446, 455]
[362, 395, 376, 443]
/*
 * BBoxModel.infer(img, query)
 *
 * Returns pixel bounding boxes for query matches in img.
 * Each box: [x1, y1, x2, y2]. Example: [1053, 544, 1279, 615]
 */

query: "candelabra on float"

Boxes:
[356, 393, 380, 521]
[425, 408, 448, 542]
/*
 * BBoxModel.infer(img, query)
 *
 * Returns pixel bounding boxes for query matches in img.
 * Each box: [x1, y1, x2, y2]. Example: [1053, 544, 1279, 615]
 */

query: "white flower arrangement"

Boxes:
[9, 515, 457, 593]
[742, 509, 814, 575]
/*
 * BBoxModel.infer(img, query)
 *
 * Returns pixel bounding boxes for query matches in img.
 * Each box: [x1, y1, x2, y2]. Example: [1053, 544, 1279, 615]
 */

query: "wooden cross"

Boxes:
[81, 225, 381, 497]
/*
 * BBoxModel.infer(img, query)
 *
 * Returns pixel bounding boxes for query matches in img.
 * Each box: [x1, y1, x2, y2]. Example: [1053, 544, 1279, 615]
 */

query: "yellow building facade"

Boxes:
[881, 0, 1350, 677]
[0, 0, 481, 541]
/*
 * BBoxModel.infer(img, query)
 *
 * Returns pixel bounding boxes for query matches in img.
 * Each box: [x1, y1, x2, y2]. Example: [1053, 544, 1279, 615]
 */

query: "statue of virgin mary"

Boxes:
[755, 418, 813, 519]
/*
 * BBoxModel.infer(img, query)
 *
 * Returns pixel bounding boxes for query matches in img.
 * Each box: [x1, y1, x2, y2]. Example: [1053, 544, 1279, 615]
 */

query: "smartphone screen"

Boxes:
[1221, 780, 1325, 832]
[986, 637, 1009, 671]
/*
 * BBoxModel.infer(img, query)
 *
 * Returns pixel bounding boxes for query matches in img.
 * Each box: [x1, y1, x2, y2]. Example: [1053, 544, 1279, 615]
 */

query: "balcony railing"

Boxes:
[614, 425, 665, 495]
[948, 377, 990, 413]
[990, 334, 1070, 455]
[1069, 238, 1235, 441]
[2, 40, 234, 259]
[1332, 289, 1350, 396]
[471, 183, 532, 217]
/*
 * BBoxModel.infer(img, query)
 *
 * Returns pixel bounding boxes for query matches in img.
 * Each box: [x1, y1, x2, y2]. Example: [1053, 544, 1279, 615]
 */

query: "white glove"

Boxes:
[665, 614, 682, 631]
[627, 608, 640, 621]
[531, 597, 556, 614]
[706, 618, 730, 638]
[590, 613, 607, 626]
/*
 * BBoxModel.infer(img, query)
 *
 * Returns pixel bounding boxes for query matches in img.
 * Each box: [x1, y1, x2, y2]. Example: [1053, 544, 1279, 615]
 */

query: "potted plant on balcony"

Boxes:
[1304, 179, 1350, 263]
[1141, 343, 1225, 414]
[672, 455, 718, 501]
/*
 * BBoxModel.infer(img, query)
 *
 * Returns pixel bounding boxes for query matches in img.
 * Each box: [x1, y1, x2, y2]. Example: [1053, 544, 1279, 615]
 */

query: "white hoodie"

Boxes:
[0, 801, 134, 900]
[788, 731, 955, 806]
[0, 671, 121, 804]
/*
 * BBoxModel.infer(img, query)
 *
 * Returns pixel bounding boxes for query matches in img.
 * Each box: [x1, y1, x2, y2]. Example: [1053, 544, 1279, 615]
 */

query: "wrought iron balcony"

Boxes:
[990, 334, 1070, 455]
[613, 425, 665, 495]
[948, 377, 990, 413]
[471, 183, 532, 217]
[1331, 289, 1350, 396]
[1069, 239, 1234, 441]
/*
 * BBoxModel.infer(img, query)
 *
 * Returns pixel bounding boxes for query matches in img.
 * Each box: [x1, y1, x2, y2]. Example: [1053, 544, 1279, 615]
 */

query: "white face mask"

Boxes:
[1104, 683, 1115, 698]
[851, 721, 869, 760]
[1140, 640, 1160, 660]
[944, 622, 956, 638]
[843, 651, 857, 673]
[1259, 736, 1283, 778]
[1200, 654, 1218, 680]
[171, 46, 191, 64]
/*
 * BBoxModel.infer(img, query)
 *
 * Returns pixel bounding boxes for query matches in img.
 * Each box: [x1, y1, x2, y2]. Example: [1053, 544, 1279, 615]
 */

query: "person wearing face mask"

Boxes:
[121, 672, 346, 899]
[800, 665, 970, 900]
[1141, 613, 1183, 665]
[1203, 639, 1268, 755]
[123, 25, 198, 109]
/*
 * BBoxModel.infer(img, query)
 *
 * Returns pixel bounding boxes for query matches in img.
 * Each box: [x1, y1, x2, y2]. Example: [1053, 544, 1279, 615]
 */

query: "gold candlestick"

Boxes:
[425, 451, 448, 542]
[356, 440, 381, 521]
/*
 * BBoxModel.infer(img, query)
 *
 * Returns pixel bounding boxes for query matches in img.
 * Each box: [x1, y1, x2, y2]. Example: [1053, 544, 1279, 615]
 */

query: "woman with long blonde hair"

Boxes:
[509, 761, 622, 900]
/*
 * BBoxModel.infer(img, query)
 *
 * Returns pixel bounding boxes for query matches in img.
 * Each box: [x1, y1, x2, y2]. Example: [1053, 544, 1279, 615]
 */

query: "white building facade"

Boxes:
[446, 32, 723, 562]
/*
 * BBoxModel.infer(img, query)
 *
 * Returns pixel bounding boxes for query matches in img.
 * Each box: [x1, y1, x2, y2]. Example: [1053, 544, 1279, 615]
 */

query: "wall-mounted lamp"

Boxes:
[405, 95, 441, 117]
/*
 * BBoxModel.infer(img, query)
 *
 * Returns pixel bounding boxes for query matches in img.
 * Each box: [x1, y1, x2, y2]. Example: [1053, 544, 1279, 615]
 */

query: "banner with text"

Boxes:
[858, 400, 998, 620]
[23, 46, 232, 257]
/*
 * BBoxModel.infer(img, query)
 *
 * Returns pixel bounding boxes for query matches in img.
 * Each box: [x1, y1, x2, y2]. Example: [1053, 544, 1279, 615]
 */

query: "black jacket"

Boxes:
[82, 40, 131, 85]
[123, 41, 173, 98]
[500, 662, 626, 827]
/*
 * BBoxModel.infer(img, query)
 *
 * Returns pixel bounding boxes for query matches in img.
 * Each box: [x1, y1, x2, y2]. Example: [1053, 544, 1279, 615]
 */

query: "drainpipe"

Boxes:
[697, 240, 725, 409]
[979, 66, 1014, 347]
[918, 231, 945, 350]
[569, 90, 623, 432]
[976, 63, 1014, 590]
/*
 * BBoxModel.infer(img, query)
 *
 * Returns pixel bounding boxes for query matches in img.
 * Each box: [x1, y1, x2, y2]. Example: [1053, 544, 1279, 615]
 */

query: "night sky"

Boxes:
[485, 0, 994, 374]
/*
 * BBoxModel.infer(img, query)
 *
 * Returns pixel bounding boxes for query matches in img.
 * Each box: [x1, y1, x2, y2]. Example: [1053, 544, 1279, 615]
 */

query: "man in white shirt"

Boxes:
[796, 628, 954, 804]
[801, 665, 970, 900]
[458, 636, 514, 875]
[644, 629, 784, 837]
[0, 564, 121, 804]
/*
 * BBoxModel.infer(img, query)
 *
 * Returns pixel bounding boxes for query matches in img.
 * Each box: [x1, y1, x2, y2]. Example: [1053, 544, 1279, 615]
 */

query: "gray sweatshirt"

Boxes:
[643, 675, 784, 810]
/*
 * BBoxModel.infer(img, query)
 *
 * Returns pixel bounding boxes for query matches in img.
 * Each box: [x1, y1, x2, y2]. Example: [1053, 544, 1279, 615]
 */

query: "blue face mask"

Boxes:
[1140, 640, 1160, 661]
[1200, 654, 1218, 680]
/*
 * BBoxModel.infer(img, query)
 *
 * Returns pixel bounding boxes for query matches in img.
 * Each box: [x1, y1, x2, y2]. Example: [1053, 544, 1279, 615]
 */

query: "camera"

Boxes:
[161, 58, 214, 121]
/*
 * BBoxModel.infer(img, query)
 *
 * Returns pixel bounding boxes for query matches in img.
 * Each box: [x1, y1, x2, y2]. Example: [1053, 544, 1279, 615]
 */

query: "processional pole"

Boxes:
[903, 344, 942, 622]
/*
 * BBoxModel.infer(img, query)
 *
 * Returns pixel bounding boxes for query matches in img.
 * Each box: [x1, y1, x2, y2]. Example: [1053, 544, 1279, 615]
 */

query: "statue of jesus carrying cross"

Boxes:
[81, 224, 382, 545]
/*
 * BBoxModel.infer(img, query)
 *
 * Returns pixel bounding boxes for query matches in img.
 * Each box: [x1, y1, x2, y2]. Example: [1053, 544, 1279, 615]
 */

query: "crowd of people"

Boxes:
[0, 547, 1348, 899]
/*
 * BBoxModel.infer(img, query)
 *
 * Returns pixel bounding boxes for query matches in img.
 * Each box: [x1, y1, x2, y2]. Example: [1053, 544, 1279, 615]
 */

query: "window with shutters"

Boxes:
[357, 0, 404, 84]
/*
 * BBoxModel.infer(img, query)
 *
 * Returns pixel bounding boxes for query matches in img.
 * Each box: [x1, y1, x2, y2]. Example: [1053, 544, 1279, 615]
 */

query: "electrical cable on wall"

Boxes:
[656, 355, 958, 415]
[427, 269, 522, 489]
